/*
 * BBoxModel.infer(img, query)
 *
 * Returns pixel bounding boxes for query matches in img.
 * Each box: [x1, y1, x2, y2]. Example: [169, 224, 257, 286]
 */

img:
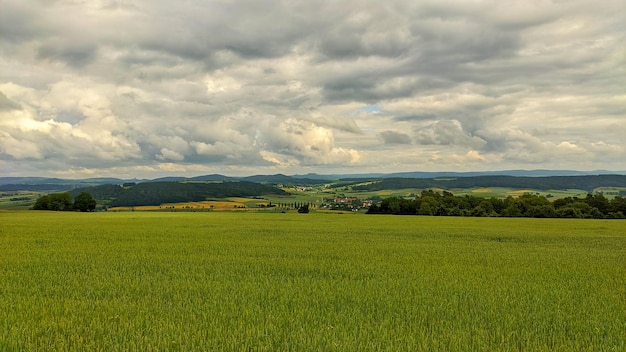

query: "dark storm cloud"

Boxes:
[37, 43, 99, 68]
[0, 91, 21, 111]
[395, 114, 437, 122]
[415, 120, 486, 148]
[55, 110, 87, 125]
[379, 131, 412, 145]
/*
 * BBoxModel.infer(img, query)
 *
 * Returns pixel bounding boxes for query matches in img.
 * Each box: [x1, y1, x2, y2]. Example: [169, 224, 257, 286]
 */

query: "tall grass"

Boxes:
[1, 211, 624, 351]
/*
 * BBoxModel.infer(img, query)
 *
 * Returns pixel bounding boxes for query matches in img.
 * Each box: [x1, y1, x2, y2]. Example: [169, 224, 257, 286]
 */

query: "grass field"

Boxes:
[316, 186, 596, 203]
[1, 211, 624, 351]
[0, 191, 44, 210]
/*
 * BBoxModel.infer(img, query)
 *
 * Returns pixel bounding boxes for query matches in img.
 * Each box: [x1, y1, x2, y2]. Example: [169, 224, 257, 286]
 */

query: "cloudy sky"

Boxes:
[1, 0, 624, 178]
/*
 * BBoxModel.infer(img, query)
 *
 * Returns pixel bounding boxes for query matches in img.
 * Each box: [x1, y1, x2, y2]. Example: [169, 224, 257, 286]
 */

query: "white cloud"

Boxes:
[259, 150, 299, 168]
[415, 120, 486, 148]
[0, 0, 624, 177]
[258, 118, 360, 166]
[156, 148, 185, 161]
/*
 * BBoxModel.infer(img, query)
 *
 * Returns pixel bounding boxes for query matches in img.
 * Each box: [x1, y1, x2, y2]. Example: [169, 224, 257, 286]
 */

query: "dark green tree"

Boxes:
[297, 204, 310, 213]
[366, 203, 380, 214]
[32, 192, 74, 211]
[584, 193, 610, 215]
[33, 195, 50, 210]
[417, 196, 437, 215]
[525, 204, 557, 218]
[48, 192, 73, 211]
[609, 196, 626, 217]
[74, 192, 96, 212]
[502, 197, 523, 217]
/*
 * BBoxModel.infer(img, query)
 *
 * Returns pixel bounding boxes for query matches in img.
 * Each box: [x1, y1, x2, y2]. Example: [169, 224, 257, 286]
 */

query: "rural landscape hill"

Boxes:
[67, 181, 287, 207]
[352, 175, 626, 192]
[2, 170, 625, 210]
[1, 169, 625, 190]
[294, 169, 626, 180]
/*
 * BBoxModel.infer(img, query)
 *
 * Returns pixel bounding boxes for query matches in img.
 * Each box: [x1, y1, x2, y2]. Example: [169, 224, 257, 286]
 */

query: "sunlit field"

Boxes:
[108, 199, 251, 212]
[1, 211, 624, 351]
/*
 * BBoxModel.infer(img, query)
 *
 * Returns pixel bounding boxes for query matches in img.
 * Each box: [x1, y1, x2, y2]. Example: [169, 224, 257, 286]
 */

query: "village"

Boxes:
[318, 196, 373, 212]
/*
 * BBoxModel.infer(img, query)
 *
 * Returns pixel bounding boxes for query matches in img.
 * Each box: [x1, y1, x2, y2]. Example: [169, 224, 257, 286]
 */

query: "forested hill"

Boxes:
[352, 175, 626, 192]
[69, 181, 287, 207]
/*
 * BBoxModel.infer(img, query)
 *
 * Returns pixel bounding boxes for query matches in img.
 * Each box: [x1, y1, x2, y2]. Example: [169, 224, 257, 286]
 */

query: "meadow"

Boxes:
[1, 211, 624, 351]
[0, 191, 43, 210]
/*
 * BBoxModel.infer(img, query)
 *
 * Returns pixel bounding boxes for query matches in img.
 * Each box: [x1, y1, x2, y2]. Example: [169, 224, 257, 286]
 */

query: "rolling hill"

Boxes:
[68, 181, 287, 207]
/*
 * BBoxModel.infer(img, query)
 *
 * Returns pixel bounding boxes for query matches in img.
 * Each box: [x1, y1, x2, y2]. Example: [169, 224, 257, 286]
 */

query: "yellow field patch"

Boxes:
[108, 206, 160, 211]
[105, 198, 279, 212]
[472, 188, 492, 193]
[227, 197, 268, 204]
[508, 190, 535, 194]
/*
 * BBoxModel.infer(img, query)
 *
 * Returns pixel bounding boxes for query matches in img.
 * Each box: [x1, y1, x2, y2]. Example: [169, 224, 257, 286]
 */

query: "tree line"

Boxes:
[274, 202, 315, 210]
[33, 192, 96, 212]
[366, 191, 626, 219]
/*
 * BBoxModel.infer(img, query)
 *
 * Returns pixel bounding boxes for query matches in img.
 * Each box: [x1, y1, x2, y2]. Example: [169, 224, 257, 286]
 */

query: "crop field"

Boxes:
[1, 211, 624, 351]
[108, 199, 252, 212]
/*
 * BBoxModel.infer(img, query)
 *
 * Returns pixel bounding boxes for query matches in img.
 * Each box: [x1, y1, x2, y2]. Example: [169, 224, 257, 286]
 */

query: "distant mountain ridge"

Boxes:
[0, 177, 135, 191]
[296, 169, 626, 180]
[0, 177, 132, 186]
[1, 170, 625, 190]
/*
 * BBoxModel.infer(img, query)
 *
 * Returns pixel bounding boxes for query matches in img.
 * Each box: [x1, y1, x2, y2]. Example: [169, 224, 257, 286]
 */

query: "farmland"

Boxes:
[1, 211, 624, 351]
[0, 191, 44, 210]
[3, 174, 625, 212]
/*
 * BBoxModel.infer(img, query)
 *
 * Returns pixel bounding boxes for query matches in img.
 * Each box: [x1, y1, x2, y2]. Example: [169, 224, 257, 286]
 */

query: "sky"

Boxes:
[1, 0, 624, 178]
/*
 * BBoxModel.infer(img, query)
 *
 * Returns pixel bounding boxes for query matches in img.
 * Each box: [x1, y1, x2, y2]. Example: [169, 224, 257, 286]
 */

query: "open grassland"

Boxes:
[0, 191, 43, 210]
[1, 211, 624, 351]
[332, 186, 594, 203]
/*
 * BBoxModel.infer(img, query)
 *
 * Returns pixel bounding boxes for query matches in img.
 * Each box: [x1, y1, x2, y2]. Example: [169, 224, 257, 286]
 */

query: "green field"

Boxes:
[339, 187, 592, 200]
[0, 191, 44, 210]
[1, 211, 624, 351]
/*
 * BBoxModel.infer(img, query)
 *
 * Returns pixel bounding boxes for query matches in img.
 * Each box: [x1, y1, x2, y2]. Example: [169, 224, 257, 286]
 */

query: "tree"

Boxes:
[366, 203, 380, 214]
[609, 196, 626, 214]
[74, 192, 96, 212]
[526, 204, 557, 218]
[502, 197, 523, 217]
[297, 204, 310, 213]
[417, 196, 437, 215]
[584, 193, 610, 215]
[33, 193, 72, 211]
[33, 195, 50, 210]
[48, 192, 73, 211]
